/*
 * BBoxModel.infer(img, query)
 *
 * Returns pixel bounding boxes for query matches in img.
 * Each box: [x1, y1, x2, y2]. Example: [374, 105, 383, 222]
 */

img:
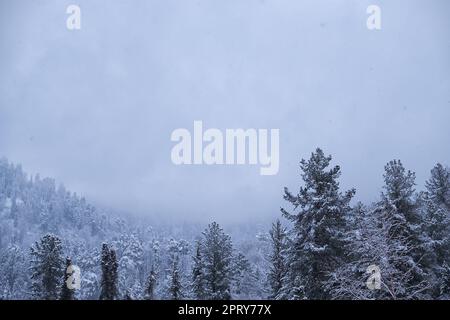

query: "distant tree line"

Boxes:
[26, 221, 236, 300]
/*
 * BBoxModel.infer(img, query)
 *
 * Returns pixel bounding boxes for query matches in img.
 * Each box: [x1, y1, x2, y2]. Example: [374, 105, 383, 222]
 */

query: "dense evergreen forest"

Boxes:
[0, 148, 449, 300]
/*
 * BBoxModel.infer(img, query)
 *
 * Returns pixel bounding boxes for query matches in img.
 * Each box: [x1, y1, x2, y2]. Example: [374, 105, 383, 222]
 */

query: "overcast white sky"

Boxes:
[1, 0, 449, 223]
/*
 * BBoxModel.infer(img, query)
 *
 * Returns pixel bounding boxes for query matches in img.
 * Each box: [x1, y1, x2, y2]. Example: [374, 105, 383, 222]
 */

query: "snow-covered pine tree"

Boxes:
[231, 252, 256, 299]
[373, 160, 429, 299]
[422, 163, 450, 298]
[191, 240, 206, 299]
[326, 203, 388, 299]
[99, 243, 119, 300]
[168, 255, 183, 300]
[202, 222, 233, 300]
[114, 233, 144, 299]
[73, 244, 100, 300]
[60, 257, 75, 300]
[99, 243, 110, 300]
[30, 234, 64, 300]
[267, 219, 287, 299]
[425, 163, 450, 209]
[147, 239, 161, 297]
[109, 248, 119, 299]
[280, 148, 355, 299]
[144, 264, 157, 300]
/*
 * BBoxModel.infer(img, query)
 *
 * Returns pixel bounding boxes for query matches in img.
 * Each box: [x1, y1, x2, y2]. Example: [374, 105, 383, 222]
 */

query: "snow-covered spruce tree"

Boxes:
[166, 238, 190, 277]
[144, 265, 157, 300]
[60, 257, 75, 300]
[280, 148, 355, 299]
[30, 234, 64, 300]
[373, 160, 429, 299]
[113, 233, 144, 300]
[109, 248, 119, 299]
[147, 239, 161, 297]
[191, 240, 206, 299]
[231, 252, 256, 299]
[202, 222, 233, 300]
[328, 163, 447, 300]
[267, 219, 287, 299]
[326, 203, 390, 299]
[422, 163, 450, 298]
[72, 244, 100, 300]
[99, 243, 119, 300]
[425, 163, 450, 210]
[168, 255, 183, 300]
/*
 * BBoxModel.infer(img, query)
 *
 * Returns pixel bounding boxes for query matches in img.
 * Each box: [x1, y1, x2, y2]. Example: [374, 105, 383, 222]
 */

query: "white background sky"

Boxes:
[1, 0, 449, 223]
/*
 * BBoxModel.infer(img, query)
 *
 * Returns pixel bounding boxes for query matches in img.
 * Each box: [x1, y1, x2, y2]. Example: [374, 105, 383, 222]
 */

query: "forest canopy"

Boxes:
[0, 149, 449, 300]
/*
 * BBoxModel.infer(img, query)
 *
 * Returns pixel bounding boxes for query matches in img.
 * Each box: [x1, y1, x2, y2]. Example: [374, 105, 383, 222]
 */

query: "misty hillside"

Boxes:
[0, 157, 269, 299]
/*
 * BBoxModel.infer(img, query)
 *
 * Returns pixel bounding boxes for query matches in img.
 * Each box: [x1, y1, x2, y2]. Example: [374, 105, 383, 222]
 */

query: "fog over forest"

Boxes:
[1, 0, 449, 222]
[0, 0, 449, 301]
